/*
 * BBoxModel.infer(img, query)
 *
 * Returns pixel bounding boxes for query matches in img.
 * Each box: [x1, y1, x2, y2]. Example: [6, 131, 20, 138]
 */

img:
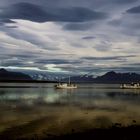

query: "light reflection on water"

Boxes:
[0, 83, 140, 135]
[0, 83, 140, 111]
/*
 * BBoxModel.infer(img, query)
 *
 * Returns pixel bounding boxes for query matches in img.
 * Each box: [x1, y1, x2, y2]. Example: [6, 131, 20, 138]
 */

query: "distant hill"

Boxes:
[63, 71, 140, 83]
[0, 68, 32, 81]
[1, 69, 140, 83]
[94, 71, 140, 83]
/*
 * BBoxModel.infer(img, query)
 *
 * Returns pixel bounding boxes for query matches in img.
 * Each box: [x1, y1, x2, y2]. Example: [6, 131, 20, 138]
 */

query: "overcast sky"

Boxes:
[0, 0, 140, 75]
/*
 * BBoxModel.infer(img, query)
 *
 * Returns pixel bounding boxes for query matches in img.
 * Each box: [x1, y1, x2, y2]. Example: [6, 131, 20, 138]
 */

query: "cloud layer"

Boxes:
[0, 0, 140, 75]
[0, 2, 107, 23]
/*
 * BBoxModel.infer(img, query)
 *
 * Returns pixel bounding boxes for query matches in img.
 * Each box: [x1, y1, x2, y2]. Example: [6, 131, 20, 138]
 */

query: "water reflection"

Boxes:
[0, 83, 140, 135]
[0, 84, 140, 108]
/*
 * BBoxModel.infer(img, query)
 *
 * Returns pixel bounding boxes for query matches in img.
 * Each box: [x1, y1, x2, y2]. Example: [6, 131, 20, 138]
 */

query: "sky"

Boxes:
[0, 0, 140, 75]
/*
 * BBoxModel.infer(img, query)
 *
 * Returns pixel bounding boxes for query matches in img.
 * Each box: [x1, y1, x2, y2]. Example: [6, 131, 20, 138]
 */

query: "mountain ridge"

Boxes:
[0, 68, 32, 81]
[63, 71, 140, 83]
[0, 69, 140, 83]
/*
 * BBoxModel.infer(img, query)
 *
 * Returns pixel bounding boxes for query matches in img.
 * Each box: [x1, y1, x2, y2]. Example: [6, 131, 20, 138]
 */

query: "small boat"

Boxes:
[120, 83, 140, 89]
[55, 76, 77, 89]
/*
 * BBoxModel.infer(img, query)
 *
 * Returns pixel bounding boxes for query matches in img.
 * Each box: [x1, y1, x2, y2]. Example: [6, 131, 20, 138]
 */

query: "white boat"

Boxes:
[120, 83, 140, 89]
[55, 76, 77, 89]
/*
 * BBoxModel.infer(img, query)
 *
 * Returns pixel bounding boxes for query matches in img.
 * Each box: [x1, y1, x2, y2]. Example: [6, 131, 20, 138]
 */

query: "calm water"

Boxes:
[0, 83, 140, 137]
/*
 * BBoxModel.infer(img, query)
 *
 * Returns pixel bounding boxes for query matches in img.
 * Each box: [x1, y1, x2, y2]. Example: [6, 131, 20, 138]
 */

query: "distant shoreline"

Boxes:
[0, 80, 58, 83]
[0, 80, 132, 84]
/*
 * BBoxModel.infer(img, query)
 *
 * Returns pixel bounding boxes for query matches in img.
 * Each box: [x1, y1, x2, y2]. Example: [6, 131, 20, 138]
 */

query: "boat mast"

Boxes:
[69, 76, 70, 85]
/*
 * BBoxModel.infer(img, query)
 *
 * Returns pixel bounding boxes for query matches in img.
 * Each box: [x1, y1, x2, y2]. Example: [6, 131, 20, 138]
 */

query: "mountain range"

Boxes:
[63, 71, 140, 83]
[0, 68, 32, 81]
[0, 69, 140, 83]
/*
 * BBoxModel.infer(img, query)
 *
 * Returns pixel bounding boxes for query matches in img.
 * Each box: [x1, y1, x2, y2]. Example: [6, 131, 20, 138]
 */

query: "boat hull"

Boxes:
[55, 86, 77, 89]
[55, 84, 77, 89]
[120, 86, 140, 89]
[120, 83, 140, 89]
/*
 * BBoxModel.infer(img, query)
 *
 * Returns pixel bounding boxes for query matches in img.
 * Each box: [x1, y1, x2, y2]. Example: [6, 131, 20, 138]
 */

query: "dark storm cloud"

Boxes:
[113, 0, 138, 4]
[127, 5, 140, 13]
[35, 59, 81, 65]
[0, 0, 138, 6]
[82, 36, 96, 40]
[9, 54, 36, 59]
[0, 2, 107, 23]
[0, 19, 16, 25]
[5, 26, 18, 28]
[0, 2, 48, 23]
[81, 55, 136, 61]
[0, 19, 16, 27]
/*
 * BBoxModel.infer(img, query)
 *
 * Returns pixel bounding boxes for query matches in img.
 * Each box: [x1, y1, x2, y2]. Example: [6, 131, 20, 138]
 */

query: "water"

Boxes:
[0, 83, 140, 137]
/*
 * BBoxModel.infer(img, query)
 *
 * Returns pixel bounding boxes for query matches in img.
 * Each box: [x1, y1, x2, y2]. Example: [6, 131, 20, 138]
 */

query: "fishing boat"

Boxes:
[54, 76, 77, 89]
[120, 83, 140, 89]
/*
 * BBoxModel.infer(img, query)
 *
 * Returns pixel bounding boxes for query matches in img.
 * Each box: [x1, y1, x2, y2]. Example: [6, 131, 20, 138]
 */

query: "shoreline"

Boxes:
[0, 80, 58, 83]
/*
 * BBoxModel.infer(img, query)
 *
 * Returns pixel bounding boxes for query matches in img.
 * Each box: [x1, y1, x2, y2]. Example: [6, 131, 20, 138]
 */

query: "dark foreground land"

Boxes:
[50, 125, 140, 140]
[0, 124, 139, 140]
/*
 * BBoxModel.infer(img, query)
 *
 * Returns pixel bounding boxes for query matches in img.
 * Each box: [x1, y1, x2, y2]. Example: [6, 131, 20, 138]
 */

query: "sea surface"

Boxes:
[0, 83, 140, 138]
